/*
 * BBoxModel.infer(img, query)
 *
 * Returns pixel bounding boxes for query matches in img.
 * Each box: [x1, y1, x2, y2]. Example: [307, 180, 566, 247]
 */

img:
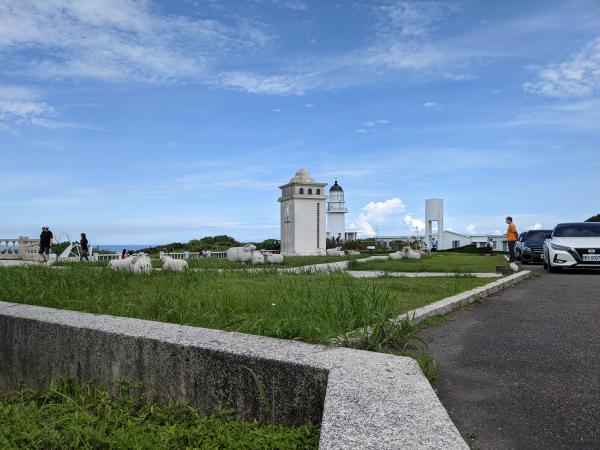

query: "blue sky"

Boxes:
[1, 0, 599, 244]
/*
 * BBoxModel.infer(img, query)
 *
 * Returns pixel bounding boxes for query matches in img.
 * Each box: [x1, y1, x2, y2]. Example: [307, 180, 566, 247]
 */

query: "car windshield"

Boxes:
[526, 231, 551, 240]
[554, 223, 600, 237]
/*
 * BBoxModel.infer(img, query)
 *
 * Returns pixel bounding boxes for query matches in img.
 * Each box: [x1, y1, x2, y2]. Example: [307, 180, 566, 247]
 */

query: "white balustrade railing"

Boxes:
[96, 253, 120, 261]
[159, 249, 280, 260]
[0, 236, 40, 260]
[0, 238, 20, 258]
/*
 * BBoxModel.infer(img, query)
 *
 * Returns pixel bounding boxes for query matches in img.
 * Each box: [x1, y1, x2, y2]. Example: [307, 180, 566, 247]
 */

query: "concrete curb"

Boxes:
[346, 270, 503, 279]
[0, 301, 467, 449]
[395, 270, 532, 326]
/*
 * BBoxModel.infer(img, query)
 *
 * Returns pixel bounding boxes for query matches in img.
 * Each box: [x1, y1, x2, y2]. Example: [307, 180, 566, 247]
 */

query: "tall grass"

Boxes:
[348, 252, 509, 273]
[0, 375, 320, 449]
[0, 266, 488, 343]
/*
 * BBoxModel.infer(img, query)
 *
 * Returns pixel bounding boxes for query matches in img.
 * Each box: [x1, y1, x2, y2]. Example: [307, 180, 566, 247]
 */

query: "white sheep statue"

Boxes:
[403, 246, 422, 260]
[326, 247, 346, 256]
[130, 253, 153, 274]
[389, 247, 422, 261]
[108, 258, 133, 271]
[160, 255, 188, 272]
[389, 251, 404, 260]
[264, 252, 284, 264]
[108, 253, 153, 274]
[251, 251, 265, 265]
[226, 244, 257, 263]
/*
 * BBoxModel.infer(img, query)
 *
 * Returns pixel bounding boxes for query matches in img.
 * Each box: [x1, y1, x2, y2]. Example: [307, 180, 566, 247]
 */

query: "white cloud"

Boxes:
[511, 99, 600, 133]
[275, 1, 307, 11]
[529, 223, 543, 230]
[304, 103, 315, 107]
[272, 108, 282, 113]
[466, 224, 476, 233]
[215, 72, 314, 95]
[0, 84, 103, 132]
[363, 119, 390, 127]
[423, 101, 437, 107]
[403, 215, 425, 232]
[0, 0, 270, 84]
[350, 197, 406, 237]
[29, 117, 107, 131]
[524, 36, 600, 98]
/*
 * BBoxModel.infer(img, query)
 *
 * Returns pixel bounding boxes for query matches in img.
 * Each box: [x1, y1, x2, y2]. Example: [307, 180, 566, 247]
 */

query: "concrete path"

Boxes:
[419, 264, 600, 449]
[346, 271, 502, 279]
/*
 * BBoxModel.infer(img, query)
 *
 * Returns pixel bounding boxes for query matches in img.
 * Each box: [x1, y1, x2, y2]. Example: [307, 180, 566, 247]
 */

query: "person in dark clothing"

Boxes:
[80, 233, 89, 261]
[121, 248, 129, 259]
[38, 226, 53, 262]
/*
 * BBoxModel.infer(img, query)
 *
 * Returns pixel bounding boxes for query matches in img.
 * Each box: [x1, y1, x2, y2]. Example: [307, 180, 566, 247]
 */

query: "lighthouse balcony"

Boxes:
[327, 205, 348, 213]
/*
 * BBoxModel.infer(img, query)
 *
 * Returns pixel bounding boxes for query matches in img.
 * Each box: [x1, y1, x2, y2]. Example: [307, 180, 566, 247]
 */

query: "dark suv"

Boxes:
[516, 229, 553, 263]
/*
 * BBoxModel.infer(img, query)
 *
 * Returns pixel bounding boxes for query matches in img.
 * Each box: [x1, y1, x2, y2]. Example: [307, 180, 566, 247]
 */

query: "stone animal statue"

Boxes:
[264, 252, 284, 264]
[108, 253, 153, 274]
[326, 247, 345, 256]
[160, 255, 188, 272]
[226, 244, 257, 263]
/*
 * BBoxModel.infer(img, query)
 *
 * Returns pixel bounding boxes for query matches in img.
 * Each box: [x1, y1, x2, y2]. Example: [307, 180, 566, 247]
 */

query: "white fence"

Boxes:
[160, 249, 280, 260]
[0, 237, 40, 260]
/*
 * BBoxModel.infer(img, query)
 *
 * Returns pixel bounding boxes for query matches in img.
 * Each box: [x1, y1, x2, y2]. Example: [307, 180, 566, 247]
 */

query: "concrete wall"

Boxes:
[0, 301, 467, 449]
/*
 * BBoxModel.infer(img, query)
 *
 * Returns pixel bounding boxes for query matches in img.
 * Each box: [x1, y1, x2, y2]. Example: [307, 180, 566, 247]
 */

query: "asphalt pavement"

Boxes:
[419, 264, 600, 449]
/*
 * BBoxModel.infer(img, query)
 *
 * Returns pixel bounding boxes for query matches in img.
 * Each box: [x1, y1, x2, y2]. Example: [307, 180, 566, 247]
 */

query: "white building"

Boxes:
[279, 169, 327, 256]
[375, 198, 509, 251]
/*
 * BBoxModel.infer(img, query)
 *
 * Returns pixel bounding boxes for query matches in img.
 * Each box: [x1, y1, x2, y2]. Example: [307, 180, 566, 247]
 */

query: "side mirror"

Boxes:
[545, 233, 551, 239]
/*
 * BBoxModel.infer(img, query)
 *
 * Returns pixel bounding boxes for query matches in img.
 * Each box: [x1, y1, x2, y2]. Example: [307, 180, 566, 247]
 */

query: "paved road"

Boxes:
[419, 264, 600, 449]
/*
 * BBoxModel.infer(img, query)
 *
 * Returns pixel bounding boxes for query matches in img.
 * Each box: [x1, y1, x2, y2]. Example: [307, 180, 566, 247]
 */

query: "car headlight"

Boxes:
[522, 246, 531, 252]
[551, 243, 571, 251]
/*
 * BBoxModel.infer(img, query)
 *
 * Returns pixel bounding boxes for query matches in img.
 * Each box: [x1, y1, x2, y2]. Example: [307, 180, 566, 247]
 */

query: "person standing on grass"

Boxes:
[38, 226, 53, 262]
[80, 233, 89, 261]
[431, 237, 438, 253]
[506, 216, 519, 262]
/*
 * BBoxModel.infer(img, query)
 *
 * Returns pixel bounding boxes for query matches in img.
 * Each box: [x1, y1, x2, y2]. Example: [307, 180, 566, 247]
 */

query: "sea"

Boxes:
[95, 244, 153, 253]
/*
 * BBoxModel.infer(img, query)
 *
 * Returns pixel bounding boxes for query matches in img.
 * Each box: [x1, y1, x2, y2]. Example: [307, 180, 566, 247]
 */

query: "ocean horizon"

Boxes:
[95, 245, 154, 253]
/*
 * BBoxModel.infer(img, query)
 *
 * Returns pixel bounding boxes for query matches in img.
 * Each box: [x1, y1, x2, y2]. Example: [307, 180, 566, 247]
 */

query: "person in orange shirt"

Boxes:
[505, 216, 519, 262]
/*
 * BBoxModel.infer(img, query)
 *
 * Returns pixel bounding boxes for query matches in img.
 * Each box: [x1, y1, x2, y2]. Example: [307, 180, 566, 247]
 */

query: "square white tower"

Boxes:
[279, 169, 327, 256]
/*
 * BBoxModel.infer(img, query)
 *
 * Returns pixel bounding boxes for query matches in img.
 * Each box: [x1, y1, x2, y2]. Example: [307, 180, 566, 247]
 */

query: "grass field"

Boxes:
[348, 252, 508, 273]
[0, 266, 489, 342]
[53, 254, 364, 270]
[0, 376, 319, 450]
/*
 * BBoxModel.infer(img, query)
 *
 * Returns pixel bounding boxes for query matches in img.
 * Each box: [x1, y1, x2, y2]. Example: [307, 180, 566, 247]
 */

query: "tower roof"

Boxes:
[329, 180, 343, 192]
[289, 168, 315, 183]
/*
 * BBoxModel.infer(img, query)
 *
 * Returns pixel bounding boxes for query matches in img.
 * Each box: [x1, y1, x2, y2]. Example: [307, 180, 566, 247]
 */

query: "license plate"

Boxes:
[582, 254, 600, 262]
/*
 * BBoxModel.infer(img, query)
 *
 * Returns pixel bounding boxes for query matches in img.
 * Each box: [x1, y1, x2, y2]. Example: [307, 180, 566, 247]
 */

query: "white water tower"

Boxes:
[425, 198, 444, 248]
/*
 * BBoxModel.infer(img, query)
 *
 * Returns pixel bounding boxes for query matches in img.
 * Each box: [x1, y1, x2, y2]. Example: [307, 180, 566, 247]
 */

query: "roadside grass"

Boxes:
[0, 376, 319, 450]
[0, 266, 489, 343]
[52, 255, 363, 270]
[347, 252, 508, 273]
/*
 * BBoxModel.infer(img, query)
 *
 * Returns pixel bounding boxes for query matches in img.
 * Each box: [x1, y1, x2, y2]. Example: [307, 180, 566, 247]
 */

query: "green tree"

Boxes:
[585, 214, 600, 222]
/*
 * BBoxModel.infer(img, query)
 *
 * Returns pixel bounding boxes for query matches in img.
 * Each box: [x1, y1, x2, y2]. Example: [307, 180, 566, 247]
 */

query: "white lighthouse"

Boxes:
[326, 180, 347, 242]
[279, 169, 327, 256]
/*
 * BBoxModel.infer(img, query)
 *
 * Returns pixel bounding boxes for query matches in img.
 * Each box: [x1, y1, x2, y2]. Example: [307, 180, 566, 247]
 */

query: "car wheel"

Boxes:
[543, 252, 549, 270]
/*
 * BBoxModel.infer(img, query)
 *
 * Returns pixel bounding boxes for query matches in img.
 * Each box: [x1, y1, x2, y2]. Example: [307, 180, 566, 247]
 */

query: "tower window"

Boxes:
[316, 189, 320, 195]
[308, 188, 313, 195]
[299, 188, 304, 194]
